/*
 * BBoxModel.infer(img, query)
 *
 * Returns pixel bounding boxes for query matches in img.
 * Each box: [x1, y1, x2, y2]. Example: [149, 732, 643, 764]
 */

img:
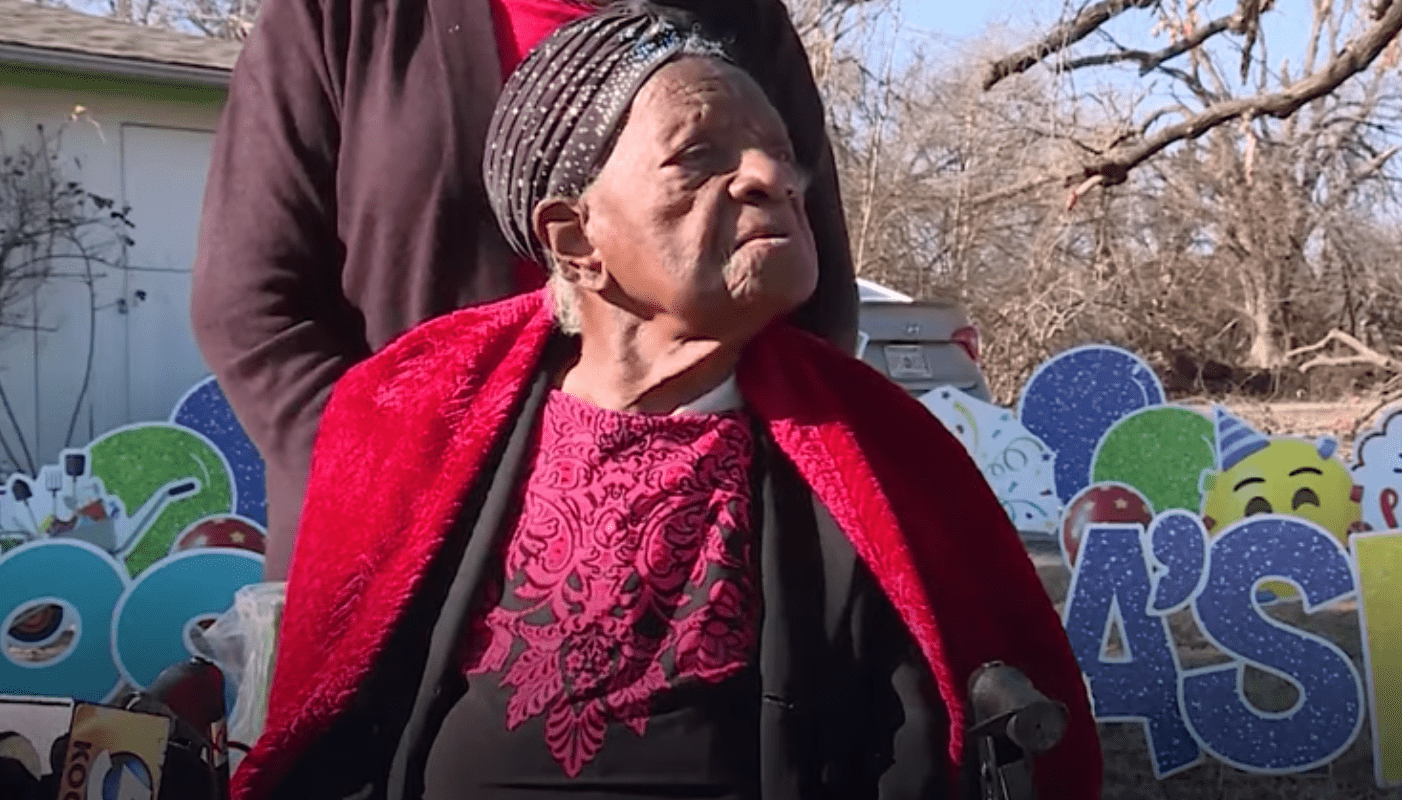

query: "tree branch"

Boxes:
[1286, 328, 1402, 372]
[966, 174, 1061, 210]
[1066, 0, 1402, 192]
[981, 0, 1159, 90]
[1052, 15, 1235, 78]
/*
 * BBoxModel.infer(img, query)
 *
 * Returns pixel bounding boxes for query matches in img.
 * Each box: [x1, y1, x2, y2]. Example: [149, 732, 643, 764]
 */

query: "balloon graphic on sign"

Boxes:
[172, 378, 266, 528]
[170, 515, 266, 556]
[1061, 482, 1153, 568]
[1092, 405, 1216, 515]
[1017, 346, 1164, 504]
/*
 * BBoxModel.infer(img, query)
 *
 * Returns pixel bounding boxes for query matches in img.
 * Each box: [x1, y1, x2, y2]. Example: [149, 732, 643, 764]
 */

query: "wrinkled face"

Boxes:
[577, 57, 819, 339]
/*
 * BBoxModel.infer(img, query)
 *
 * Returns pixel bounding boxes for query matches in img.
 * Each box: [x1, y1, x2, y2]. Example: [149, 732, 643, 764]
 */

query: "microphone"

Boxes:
[0, 731, 42, 800]
[968, 661, 1069, 755]
[117, 657, 231, 800]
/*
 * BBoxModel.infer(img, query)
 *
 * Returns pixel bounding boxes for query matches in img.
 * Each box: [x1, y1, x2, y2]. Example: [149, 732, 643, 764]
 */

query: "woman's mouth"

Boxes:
[735, 231, 791, 250]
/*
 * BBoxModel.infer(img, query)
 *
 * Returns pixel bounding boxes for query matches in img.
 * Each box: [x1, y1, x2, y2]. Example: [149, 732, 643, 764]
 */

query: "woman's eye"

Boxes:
[676, 144, 714, 165]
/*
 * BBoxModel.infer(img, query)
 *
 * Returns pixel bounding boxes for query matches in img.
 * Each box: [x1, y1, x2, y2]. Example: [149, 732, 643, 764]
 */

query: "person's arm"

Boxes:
[191, 0, 364, 579]
[877, 644, 962, 799]
[790, 130, 860, 356]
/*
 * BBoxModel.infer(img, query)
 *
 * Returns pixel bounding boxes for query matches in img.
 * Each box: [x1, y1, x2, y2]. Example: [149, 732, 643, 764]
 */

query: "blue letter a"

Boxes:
[1063, 523, 1202, 776]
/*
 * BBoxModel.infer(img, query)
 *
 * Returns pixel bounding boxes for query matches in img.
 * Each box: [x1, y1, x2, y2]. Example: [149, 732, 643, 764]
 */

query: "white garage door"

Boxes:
[119, 124, 214, 425]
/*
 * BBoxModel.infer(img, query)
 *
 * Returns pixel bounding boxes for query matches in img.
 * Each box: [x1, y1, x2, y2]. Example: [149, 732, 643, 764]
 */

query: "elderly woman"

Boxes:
[231, 5, 1100, 800]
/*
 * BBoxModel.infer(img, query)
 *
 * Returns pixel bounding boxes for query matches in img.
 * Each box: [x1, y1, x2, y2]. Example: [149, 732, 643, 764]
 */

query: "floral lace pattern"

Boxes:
[462, 390, 759, 777]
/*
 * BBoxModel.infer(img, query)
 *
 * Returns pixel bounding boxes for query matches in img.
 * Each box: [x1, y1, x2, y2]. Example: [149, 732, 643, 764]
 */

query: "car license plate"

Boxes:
[884, 345, 932, 379]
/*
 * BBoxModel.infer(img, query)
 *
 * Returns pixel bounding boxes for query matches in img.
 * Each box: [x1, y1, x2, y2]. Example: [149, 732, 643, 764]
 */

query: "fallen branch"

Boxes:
[1286, 328, 1402, 372]
[1298, 354, 1394, 371]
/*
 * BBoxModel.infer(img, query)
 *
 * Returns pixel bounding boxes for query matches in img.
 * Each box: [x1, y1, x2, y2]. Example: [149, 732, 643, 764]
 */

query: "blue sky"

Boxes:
[893, 0, 1318, 93]
[900, 0, 1014, 39]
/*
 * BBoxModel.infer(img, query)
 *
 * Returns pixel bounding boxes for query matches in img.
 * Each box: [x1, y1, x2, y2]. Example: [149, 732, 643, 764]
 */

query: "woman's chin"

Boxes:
[724, 255, 818, 311]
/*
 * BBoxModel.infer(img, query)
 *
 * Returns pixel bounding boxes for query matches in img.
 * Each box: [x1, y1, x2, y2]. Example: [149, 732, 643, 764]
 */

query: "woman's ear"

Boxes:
[533, 197, 605, 290]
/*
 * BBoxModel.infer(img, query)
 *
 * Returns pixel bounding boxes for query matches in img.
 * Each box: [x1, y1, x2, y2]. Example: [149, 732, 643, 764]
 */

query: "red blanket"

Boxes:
[232, 289, 1101, 799]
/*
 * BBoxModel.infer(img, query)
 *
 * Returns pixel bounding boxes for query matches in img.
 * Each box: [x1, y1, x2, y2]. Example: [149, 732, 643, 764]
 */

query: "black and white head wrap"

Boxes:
[483, 1, 734, 266]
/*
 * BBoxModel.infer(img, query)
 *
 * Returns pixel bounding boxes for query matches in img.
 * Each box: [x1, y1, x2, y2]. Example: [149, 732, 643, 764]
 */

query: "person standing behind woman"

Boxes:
[190, 0, 858, 581]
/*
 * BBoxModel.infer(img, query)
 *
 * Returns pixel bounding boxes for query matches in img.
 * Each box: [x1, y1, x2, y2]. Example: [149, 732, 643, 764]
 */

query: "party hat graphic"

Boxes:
[1214, 406, 1269, 471]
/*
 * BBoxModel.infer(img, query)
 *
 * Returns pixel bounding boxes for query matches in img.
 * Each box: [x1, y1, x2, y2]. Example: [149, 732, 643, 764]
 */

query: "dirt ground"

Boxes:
[1186, 398, 1385, 459]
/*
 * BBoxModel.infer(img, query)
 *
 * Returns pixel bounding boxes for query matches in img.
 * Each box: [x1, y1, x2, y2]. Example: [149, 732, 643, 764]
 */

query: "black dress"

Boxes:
[423, 391, 763, 799]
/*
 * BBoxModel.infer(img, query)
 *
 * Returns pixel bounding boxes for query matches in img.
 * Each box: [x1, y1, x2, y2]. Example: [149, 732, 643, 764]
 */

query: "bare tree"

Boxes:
[28, 0, 257, 39]
[0, 123, 134, 473]
[793, 0, 1402, 398]
[980, 0, 1402, 206]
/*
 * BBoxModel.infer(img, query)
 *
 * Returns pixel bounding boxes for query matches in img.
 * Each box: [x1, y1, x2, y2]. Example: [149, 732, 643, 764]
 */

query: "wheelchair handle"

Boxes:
[968, 661, 1069, 755]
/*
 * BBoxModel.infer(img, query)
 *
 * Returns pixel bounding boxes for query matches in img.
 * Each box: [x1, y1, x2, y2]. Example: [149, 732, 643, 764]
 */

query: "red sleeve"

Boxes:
[488, 0, 594, 74]
[739, 326, 1103, 799]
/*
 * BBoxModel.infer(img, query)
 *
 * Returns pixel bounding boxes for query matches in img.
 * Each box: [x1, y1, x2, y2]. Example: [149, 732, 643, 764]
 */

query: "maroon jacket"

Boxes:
[190, 0, 857, 580]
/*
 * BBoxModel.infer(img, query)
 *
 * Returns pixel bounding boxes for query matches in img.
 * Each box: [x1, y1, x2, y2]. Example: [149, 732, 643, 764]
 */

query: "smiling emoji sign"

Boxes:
[1200, 407, 1362, 544]
[1200, 407, 1362, 597]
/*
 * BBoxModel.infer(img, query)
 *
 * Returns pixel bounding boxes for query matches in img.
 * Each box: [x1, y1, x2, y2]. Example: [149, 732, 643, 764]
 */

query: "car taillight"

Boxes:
[952, 325, 980, 362]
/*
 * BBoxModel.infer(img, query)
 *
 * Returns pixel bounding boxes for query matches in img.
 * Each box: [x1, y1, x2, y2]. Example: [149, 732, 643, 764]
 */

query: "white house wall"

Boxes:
[0, 80, 222, 474]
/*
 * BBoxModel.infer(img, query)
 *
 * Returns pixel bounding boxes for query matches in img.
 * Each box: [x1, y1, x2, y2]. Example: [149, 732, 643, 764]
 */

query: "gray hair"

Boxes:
[547, 261, 583, 335]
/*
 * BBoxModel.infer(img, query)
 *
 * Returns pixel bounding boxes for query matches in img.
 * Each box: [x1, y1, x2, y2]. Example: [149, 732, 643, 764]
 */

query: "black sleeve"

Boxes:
[754, 0, 859, 355]
[190, 0, 366, 553]
[190, 0, 366, 578]
[878, 640, 953, 799]
[847, 567, 973, 800]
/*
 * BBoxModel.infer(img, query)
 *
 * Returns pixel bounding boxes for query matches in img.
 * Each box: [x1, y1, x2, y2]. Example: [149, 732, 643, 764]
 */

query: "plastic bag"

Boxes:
[191, 582, 285, 753]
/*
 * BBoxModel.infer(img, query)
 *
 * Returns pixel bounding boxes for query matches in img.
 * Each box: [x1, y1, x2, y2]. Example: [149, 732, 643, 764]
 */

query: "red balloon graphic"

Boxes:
[1061, 483, 1153, 567]
[171, 515, 266, 555]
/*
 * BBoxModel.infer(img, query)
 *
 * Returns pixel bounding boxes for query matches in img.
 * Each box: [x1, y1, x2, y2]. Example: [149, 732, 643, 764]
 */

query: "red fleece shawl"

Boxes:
[232, 290, 1102, 799]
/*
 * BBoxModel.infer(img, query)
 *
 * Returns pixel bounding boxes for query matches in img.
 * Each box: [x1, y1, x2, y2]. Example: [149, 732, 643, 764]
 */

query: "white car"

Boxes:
[856, 279, 992, 402]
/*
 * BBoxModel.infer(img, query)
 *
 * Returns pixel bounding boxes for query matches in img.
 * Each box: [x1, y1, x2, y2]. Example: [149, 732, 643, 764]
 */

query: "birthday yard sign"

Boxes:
[0, 378, 266, 710]
[931, 344, 1402, 788]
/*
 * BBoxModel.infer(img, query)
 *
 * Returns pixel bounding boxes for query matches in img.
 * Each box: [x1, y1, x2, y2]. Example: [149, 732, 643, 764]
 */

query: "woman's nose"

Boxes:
[730, 148, 801, 204]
